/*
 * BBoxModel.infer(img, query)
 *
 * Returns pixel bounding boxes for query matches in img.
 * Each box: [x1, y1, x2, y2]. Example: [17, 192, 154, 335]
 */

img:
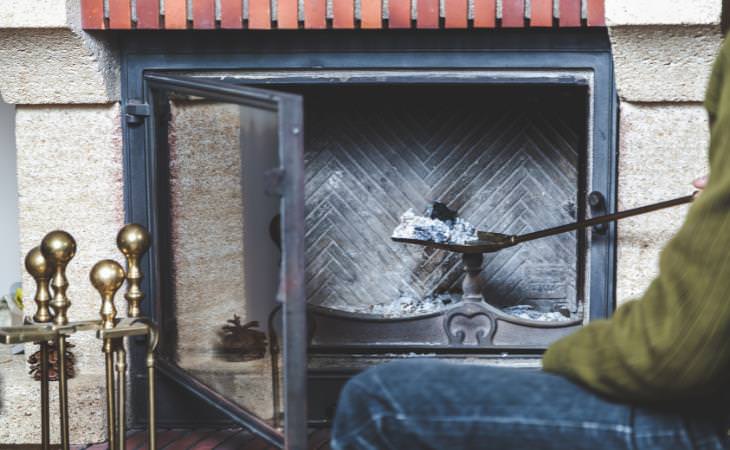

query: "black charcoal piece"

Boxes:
[426, 202, 458, 223]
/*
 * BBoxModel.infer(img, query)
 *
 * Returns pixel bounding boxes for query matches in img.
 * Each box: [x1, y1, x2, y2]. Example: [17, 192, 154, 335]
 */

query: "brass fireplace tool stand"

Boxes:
[0, 225, 157, 450]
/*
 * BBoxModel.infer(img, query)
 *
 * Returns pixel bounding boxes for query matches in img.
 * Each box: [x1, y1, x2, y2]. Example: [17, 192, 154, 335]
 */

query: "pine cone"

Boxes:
[216, 314, 267, 362]
[28, 340, 76, 381]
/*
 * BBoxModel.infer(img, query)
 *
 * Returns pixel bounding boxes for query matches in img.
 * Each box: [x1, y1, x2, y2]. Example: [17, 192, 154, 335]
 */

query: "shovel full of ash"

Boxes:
[392, 194, 696, 254]
[391, 202, 516, 254]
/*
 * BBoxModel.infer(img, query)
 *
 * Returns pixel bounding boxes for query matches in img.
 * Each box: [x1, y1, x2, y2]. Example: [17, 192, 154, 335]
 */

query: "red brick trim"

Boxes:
[304, 0, 327, 29]
[220, 0, 243, 28]
[108, 0, 131, 29]
[444, 0, 467, 28]
[559, 0, 581, 27]
[530, 0, 553, 27]
[361, 0, 382, 28]
[249, 0, 272, 29]
[473, 0, 496, 28]
[502, 0, 525, 28]
[389, 0, 412, 28]
[333, 0, 355, 28]
[81, 0, 104, 29]
[587, 0, 606, 26]
[165, 0, 187, 28]
[417, 0, 439, 28]
[83, 0, 606, 30]
[137, 0, 160, 29]
[278, 0, 299, 28]
[192, 0, 215, 29]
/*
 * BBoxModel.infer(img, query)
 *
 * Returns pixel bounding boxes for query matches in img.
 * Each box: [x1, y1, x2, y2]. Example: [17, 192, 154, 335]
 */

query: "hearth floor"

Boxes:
[16, 428, 331, 450]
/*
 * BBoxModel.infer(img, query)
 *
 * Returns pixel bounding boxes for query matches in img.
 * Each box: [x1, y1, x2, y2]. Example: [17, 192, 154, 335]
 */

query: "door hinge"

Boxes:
[125, 100, 150, 126]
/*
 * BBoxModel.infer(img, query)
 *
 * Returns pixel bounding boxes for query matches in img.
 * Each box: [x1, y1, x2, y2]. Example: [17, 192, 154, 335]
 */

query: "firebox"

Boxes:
[121, 30, 616, 446]
[302, 84, 588, 337]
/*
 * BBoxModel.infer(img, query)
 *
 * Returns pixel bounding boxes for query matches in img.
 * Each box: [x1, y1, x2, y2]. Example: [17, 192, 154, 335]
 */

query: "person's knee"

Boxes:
[336, 367, 385, 415]
[338, 373, 372, 410]
[336, 359, 434, 417]
[333, 364, 413, 449]
[332, 374, 379, 448]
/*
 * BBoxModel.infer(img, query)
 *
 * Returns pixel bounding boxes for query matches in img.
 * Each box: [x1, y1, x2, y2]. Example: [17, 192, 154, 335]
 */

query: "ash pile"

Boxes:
[391, 202, 478, 245]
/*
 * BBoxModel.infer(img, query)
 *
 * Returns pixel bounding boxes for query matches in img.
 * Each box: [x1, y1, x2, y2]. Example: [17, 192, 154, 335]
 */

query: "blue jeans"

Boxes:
[331, 360, 729, 450]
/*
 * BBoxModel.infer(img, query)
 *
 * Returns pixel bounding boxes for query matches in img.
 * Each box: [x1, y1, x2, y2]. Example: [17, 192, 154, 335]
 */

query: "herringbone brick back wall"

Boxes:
[302, 86, 585, 315]
[82, 0, 605, 30]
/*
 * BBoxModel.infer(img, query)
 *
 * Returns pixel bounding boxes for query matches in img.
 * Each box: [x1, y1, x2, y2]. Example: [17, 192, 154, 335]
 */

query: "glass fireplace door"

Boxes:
[144, 73, 306, 449]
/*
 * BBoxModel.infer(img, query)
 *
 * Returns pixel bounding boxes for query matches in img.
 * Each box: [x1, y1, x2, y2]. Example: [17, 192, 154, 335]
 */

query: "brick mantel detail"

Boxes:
[82, 0, 605, 30]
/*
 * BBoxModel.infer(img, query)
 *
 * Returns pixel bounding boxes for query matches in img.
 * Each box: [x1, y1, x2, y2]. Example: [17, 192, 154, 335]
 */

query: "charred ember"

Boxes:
[427, 202, 458, 223]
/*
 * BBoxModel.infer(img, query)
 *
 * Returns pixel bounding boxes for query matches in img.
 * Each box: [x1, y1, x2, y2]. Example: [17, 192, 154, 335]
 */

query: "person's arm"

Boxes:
[542, 43, 730, 405]
[543, 164, 730, 403]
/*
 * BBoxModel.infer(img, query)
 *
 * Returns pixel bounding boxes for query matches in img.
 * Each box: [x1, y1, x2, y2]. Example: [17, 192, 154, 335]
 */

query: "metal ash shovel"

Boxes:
[392, 193, 696, 254]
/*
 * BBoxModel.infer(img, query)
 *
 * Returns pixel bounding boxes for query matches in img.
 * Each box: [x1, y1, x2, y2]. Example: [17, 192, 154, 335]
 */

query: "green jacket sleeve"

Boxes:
[542, 40, 730, 405]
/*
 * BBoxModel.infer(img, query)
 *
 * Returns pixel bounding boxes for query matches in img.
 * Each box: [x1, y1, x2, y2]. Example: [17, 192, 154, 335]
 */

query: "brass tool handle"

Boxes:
[90, 260, 126, 329]
[514, 193, 697, 245]
[41, 230, 76, 450]
[90, 259, 126, 450]
[26, 247, 54, 324]
[114, 224, 151, 449]
[117, 224, 151, 318]
[41, 230, 77, 326]
[24, 246, 55, 450]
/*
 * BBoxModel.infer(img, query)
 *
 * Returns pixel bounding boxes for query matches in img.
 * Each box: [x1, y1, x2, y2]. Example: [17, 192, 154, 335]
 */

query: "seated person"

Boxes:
[329, 36, 730, 450]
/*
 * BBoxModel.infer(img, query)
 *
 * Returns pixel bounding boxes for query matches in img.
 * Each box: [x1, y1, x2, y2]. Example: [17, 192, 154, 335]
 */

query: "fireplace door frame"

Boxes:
[121, 29, 617, 430]
[141, 73, 307, 448]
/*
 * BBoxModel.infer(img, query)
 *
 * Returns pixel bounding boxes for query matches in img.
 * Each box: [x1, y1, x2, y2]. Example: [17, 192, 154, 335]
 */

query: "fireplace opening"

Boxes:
[161, 79, 593, 362]
[293, 84, 589, 322]
[157, 80, 591, 424]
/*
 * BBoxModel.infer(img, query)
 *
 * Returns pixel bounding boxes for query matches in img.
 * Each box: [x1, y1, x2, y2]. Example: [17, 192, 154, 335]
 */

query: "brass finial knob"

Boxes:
[25, 246, 54, 323]
[90, 260, 125, 329]
[41, 230, 77, 326]
[117, 224, 150, 318]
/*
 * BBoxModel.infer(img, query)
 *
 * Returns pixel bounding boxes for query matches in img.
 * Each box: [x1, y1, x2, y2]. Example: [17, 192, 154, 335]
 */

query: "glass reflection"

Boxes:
[165, 97, 282, 425]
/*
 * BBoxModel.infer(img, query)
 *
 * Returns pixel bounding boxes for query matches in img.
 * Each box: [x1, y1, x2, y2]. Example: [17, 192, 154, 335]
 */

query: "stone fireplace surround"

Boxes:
[119, 30, 616, 432]
[0, 0, 719, 445]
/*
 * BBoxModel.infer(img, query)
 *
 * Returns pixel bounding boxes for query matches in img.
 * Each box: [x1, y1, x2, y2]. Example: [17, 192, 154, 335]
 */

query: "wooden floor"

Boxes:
[14, 428, 332, 450]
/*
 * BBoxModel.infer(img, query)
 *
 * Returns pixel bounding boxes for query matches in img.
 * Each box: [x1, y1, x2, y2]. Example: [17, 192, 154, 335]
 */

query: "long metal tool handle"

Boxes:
[116, 343, 127, 450]
[514, 193, 696, 245]
[104, 341, 117, 450]
[136, 318, 159, 450]
[40, 342, 50, 450]
[147, 350, 157, 450]
[57, 335, 70, 450]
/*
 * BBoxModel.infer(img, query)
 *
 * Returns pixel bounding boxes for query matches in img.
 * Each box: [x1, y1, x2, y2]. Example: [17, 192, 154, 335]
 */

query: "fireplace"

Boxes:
[121, 30, 616, 442]
[300, 84, 588, 344]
